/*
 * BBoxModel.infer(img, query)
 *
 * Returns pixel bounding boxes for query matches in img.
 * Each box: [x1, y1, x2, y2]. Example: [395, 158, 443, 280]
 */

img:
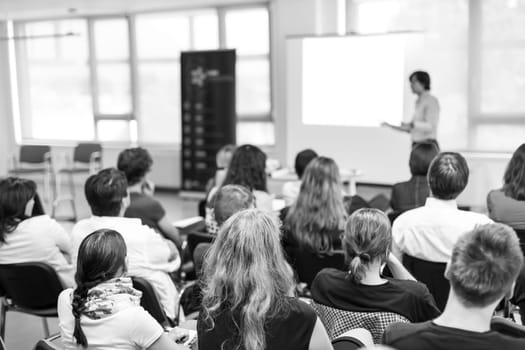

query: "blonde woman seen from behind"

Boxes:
[198, 209, 333, 350]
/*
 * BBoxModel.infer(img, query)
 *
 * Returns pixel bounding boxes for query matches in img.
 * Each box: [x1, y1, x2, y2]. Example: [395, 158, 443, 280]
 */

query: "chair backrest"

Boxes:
[0, 262, 64, 310]
[286, 246, 346, 288]
[331, 336, 365, 350]
[19, 145, 51, 164]
[131, 276, 174, 328]
[186, 231, 215, 259]
[33, 334, 61, 350]
[491, 316, 525, 338]
[73, 143, 102, 164]
[0, 335, 6, 350]
[514, 229, 525, 256]
[313, 302, 410, 343]
[403, 254, 449, 311]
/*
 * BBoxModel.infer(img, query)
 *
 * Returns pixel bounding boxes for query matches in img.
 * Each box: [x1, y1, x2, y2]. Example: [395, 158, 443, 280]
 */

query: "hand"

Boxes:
[167, 327, 190, 344]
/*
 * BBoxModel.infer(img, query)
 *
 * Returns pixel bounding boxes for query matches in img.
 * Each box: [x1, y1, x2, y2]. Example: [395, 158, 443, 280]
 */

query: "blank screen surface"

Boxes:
[302, 35, 405, 127]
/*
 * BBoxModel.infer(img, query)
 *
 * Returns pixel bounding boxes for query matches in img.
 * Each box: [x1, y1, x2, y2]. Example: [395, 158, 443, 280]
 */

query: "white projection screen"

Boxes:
[302, 35, 405, 127]
[286, 34, 423, 184]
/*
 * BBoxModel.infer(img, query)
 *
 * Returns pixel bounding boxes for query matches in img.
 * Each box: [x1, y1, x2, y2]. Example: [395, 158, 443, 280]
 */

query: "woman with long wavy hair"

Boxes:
[487, 143, 525, 229]
[198, 209, 333, 350]
[284, 156, 347, 253]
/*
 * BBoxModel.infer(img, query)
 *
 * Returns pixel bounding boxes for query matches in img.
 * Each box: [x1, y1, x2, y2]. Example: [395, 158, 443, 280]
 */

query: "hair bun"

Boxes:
[358, 252, 371, 262]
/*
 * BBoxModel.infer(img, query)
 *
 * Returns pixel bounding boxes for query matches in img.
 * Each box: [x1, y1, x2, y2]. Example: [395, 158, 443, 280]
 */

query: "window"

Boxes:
[224, 7, 273, 145]
[13, 5, 273, 146]
[16, 19, 94, 141]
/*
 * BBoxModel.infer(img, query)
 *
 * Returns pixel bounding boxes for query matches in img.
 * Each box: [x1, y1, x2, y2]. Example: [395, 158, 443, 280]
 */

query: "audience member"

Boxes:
[58, 229, 188, 350]
[390, 142, 439, 214]
[311, 209, 440, 342]
[206, 144, 236, 192]
[117, 147, 182, 249]
[487, 143, 525, 230]
[205, 144, 272, 234]
[194, 184, 255, 273]
[0, 177, 74, 287]
[392, 152, 492, 263]
[72, 168, 180, 320]
[282, 149, 318, 206]
[284, 156, 347, 252]
[384, 223, 525, 350]
[198, 209, 333, 350]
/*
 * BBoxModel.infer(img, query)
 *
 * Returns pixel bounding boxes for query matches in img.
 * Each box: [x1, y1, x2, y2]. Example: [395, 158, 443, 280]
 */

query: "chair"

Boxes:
[491, 316, 525, 338]
[186, 231, 215, 264]
[285, 246, 346, 288]
[403, 254, 449, 311]
[312, 302, 410, 343]
[0, 335, 5, 350]
[53, 143, 102, 221]
[33, 334, 61, 350]
[8, 145, 54, 203]
[514, 229, 525, 256]
[331, 336, 365, 350]
[0, 262, 64, 339]
[131, 276, 176, 329]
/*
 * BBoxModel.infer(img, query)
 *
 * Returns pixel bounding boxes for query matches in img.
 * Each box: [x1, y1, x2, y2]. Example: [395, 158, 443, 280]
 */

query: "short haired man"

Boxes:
[282, 149, 318, 205]
[213, 185, 255, 226]
[384, 223, 525, 349]
[392, 152, 492, 263]
[72, 168, 180, 319]
[194, 185, 255, 273]
[117, 147, 182, 249]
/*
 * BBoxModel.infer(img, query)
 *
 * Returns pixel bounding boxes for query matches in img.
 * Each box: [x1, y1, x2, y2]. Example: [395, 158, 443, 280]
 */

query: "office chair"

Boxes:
[131, 276, 176, 329]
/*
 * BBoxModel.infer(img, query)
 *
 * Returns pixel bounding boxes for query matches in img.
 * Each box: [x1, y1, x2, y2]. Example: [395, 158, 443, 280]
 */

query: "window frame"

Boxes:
[12, 2, 274, 146]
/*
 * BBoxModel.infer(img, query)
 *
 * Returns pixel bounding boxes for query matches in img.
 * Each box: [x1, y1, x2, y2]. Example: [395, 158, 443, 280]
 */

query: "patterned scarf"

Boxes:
[82, 277, 142, 320]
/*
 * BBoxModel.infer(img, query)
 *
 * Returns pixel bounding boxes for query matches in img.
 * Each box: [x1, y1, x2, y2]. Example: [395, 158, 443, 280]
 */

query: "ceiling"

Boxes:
[0, 0, 266, 20]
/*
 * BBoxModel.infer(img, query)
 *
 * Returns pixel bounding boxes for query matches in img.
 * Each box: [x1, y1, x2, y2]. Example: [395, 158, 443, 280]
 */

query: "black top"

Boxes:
[390, 176, 429, 213]
[197, 297, 317, 350]
[311, 268, 440, 322]
[384, 321, 525, 350]
[124, 192, 166, 234]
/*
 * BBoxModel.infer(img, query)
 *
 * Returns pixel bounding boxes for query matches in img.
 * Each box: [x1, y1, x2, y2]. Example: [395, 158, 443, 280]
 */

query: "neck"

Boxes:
[127, 182, 143, 194]
[357, 261, 386, 285]
[434, 292, 495, 332]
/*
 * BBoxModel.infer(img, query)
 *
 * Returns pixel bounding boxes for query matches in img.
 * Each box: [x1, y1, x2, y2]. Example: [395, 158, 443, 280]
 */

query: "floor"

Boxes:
[3, 178, 388, 349]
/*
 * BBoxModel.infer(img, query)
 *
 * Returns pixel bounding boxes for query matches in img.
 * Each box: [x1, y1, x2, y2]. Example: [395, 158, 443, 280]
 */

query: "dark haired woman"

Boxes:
[487, 143, 525, 230]
[58, 229, 188, 349]
[205, 144, 273, 234]
[0, 177, 74, 286]
[311, 209, 440, 343]
[390, 142, 439, 214]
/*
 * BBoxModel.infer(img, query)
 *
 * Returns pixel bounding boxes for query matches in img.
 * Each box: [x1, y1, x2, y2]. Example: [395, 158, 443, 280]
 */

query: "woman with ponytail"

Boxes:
[58, 229, 188, 350]
[311, 209, 440, 342]
[198, 209, 333, 350]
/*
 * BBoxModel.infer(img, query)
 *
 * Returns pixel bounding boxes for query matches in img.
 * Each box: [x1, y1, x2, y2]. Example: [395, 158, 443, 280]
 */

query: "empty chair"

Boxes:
[9, 145, 54, 203]
[53, 143, 102, 221]
[131, 276, 176, 329]
[403, 254, 450, 311]
[0, 262, 64, 339]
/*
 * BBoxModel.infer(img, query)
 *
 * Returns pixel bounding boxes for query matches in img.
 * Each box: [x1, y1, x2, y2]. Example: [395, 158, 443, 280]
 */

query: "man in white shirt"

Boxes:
[392, 152, 492, 263]
[72, 168, 180, 319]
